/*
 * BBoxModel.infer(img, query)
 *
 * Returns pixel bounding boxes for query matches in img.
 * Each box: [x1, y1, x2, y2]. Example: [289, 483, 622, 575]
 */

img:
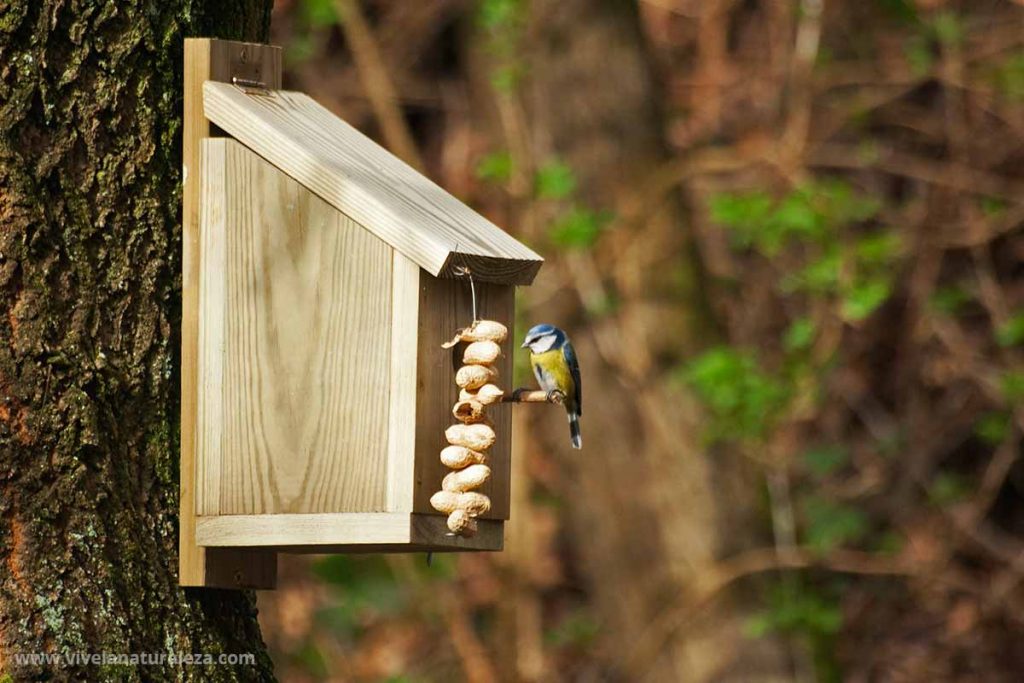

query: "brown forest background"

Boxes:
[256, 1, 1024, 681]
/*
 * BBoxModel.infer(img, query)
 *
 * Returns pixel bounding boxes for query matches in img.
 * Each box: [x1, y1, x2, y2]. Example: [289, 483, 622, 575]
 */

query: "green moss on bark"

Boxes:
[0, 1, 275, 680]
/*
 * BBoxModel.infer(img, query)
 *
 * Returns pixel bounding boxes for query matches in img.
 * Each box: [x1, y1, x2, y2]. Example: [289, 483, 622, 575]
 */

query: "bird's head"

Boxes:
[522, 323, 565, 353]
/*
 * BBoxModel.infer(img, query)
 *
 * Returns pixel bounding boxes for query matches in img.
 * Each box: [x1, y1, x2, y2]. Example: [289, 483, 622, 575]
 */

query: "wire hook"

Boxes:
[452, 247, 478, 323]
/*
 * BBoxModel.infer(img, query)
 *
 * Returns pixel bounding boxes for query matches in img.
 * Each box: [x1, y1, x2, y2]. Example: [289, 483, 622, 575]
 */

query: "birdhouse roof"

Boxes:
[202, 82, 543, 285]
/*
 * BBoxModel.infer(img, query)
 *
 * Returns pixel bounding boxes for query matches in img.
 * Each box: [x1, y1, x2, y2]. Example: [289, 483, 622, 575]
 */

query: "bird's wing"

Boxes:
[563, 340, 582, 416]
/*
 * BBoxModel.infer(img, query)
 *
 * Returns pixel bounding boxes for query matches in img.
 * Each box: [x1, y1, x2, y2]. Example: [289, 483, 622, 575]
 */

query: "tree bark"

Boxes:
[0, 2, 274, 680]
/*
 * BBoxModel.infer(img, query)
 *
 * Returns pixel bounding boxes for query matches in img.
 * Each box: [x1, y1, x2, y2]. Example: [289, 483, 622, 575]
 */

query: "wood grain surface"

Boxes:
[386, 252, 420, 512]
[414, 277, 515, 519]
[181, 38, 279, 588]
[199, 138, 392, 516]
[196, 513, 503, 551]
[202, 82, 543, 285]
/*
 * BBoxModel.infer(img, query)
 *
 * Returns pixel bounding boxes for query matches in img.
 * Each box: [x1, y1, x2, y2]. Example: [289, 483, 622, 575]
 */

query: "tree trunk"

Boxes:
[512, 2, 791, 680]
[0, 2, 274, 680]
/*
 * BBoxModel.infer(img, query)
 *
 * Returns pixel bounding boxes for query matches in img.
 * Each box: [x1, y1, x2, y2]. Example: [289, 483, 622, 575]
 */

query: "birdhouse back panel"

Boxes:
[197, 138, 393, 516]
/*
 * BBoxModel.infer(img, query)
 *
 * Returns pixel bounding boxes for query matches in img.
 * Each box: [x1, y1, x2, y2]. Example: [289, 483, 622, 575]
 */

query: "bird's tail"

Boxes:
[568, 412, 582, 449]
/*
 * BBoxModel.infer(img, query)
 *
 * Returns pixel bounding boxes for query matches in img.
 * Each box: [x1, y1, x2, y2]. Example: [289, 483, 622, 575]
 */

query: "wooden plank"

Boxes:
[197, 513, 410, 546]
[410, 514, 504, 549]
[386, 252, 420, 512]
[414, 277, 515, 519]
[201, 549, 277, 589]
[181, 38, 280, 589]
[201, 82, 543, 285]
[198, 139, 392, 516]
[195, 513, 502, 551]
[196, 139, 227, 517]
[268, 541, 502, 554]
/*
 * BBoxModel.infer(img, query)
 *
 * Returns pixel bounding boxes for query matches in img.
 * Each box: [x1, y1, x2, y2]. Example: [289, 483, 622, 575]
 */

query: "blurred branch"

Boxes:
[387, 556, 500, 683]
[334, 0, 424, 170]
[809, 144, 1024, 202]
[966, 428, 1022, 527]
[624, 547, 921, 680]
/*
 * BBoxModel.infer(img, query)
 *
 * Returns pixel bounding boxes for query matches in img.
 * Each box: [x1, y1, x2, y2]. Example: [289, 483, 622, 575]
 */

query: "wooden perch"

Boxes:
[502, 389, 565, 404]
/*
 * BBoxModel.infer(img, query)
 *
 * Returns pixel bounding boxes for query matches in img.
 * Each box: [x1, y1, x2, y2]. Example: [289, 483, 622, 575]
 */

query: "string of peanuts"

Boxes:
[429, 319, 509, 536]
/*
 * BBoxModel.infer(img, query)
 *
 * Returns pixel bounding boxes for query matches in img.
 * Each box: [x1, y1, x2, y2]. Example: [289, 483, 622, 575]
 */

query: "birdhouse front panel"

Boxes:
[197, 138, 394, 516]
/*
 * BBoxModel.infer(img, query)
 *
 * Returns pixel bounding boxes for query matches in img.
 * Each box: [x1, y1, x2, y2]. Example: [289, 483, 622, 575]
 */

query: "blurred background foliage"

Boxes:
[257, 0, 1024, 680]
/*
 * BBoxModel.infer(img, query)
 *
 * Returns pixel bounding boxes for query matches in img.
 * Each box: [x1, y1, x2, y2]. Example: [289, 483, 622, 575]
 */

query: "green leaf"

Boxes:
[784, 249, 842, 294]
[929, 285, 971, 315]
[748, 582, 843, 638]
[803, 445, 849, 477]
[994, 52, 1024, 102]
[931, 11, 964, 47]
[784, 317, 817, 352]
[709, 191, 773, 227]
[980, 196, 1007, 217]
[841, 279, 891, 321]
[548, 207, 610, 248]
[302, 0, 338, 27]
[929, 472, 971, 506]
[710, 181, 880, 260]
[545, 610, 600, 647]
[682, 348, 790, 441]
[1000, 371, 1024, 404]
[287, 35, 316, 66]
[709, 192, 774, 251]
[877, 0, 919, 23]
[803, 497, 869, 553]
[975, 411, 1011, 446]
[535, 159, 577, 199]
[478, 0, 521, 29]
[816, 178, 881, 223]
[744, 612, 774, 638]
[771, 192, 819, 236]
[904, 37, 934, 76]
[294, 641, 329, 679]
[855, 232, 901, 266]
[874, 530, 905, 556]
[996, 311, 1024, 348]
[475, 151, 513, 183]
[490, 64, 525, 93]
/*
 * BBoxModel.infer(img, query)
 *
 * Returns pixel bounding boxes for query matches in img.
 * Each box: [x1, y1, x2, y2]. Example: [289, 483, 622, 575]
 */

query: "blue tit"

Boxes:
[522, 324, 582, 449]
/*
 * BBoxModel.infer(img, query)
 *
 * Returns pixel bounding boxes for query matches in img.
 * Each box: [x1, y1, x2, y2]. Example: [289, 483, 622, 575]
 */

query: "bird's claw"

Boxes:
[547, 389, 565, 404]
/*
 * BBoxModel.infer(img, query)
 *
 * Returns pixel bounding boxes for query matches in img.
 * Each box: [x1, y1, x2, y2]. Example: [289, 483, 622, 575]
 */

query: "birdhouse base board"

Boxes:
[194, 513, 502, 551]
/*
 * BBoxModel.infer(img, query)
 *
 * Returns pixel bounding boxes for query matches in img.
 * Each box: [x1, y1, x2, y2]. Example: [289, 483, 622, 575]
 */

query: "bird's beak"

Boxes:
[521, 340, 530, 349]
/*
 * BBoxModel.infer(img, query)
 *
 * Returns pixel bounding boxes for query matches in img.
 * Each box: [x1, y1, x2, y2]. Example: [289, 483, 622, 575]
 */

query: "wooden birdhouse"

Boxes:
[180, 39, 542, 589]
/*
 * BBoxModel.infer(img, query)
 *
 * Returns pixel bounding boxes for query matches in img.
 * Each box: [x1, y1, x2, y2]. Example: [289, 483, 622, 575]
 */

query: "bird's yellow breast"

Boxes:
[531, 349, 574, 389]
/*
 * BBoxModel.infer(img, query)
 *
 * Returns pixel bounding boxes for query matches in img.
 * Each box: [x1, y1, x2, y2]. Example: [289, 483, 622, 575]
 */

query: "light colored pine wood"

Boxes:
[198, 138, 392, 516]
[201, 82, 543, 285]
[196, 139, 227, 518]
[197, 513, 410, 546]
[181, 38, 280, 589]
[414, 278, 515, 519]
[386, 252, 420, 512]
[196, 513, 503, 551]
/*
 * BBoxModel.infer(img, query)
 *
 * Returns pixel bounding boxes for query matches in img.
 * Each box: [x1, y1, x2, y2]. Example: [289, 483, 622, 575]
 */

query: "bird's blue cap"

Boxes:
[522, 323, 561, 348]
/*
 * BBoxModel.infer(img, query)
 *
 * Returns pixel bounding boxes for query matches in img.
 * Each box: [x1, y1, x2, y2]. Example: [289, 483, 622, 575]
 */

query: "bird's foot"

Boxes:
[547, 389, 566, 404]
[511, 387, 527, 402]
